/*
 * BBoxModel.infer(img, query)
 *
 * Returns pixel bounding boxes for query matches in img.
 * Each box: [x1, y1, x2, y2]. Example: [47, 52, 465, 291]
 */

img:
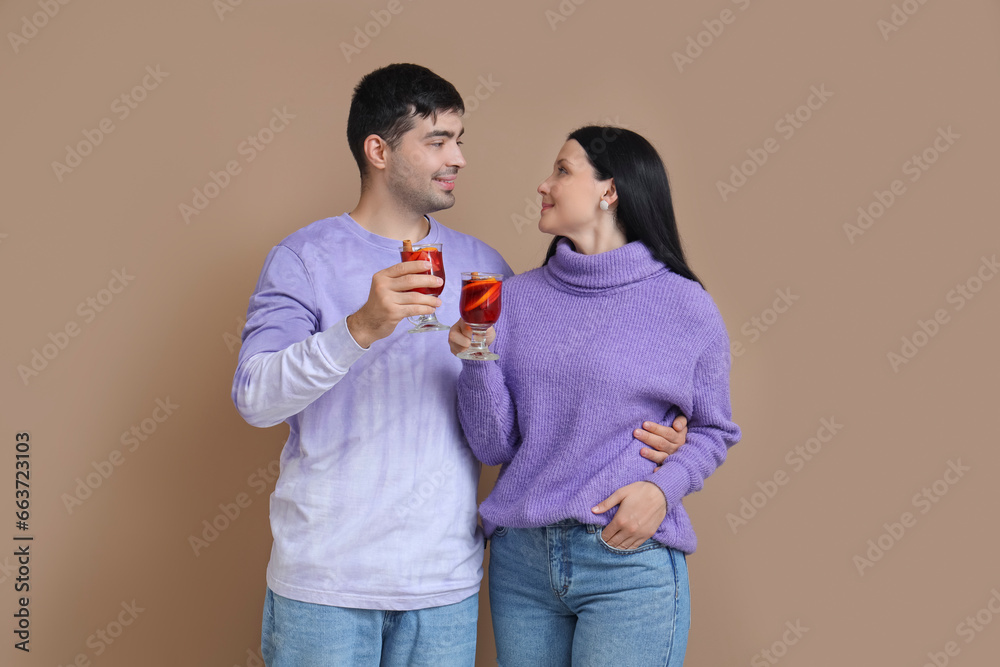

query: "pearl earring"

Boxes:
[599, 200, 609, 211]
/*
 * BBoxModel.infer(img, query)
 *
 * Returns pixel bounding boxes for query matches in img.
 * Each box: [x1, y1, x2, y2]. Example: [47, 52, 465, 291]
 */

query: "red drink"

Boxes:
[457, 271, 503, 359]
[460, 276, 502, 325]
[400, 245, 445, 296]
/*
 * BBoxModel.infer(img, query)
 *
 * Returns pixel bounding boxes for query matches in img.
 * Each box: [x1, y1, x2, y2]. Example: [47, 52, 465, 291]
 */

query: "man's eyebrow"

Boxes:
[423, 128, 465, 139]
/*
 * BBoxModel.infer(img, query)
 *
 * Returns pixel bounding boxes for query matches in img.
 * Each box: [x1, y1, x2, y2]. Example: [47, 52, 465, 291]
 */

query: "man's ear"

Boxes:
[363, 134, 389, 173]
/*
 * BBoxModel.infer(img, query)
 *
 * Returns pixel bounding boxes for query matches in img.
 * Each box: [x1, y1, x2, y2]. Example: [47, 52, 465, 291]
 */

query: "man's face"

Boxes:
[384, 110, 466, 214]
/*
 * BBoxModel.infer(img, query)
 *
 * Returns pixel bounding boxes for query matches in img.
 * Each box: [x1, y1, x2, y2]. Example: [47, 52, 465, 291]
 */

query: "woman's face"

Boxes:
[537, 140, 610, 238]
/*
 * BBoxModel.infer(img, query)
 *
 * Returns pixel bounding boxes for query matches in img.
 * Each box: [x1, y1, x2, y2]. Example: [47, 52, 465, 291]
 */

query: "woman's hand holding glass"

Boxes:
[450, 272, 503, 360]
[449, 320, 497, 356]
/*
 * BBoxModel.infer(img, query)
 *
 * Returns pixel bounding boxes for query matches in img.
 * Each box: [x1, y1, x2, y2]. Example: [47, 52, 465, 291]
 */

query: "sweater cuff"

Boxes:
[645, 464, 688, 513]
[460, 357, 497, 375]
[314, 317, 368, 372]
[457, 358, 499, 393]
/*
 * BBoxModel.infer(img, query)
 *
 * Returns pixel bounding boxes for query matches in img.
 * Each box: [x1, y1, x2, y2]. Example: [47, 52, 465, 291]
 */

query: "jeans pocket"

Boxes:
[595, 528, 666, 555]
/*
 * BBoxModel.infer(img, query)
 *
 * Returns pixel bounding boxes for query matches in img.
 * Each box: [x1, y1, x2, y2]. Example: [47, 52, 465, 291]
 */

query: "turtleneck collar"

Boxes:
[543, 238, 668, 292]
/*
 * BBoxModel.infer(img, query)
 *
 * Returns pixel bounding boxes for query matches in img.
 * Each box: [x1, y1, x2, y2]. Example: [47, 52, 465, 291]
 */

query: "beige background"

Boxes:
[2, 0, 999, 665]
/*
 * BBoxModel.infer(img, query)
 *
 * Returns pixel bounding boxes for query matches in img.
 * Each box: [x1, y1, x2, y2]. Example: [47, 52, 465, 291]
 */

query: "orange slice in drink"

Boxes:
[465, 281, 501, 312]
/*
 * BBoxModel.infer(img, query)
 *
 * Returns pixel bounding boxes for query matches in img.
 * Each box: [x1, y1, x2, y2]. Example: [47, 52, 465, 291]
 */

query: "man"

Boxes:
[232, 63, 686, 666]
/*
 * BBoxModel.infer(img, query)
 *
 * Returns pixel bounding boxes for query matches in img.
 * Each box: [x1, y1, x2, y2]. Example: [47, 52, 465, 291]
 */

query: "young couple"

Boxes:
[232, 63, 740, 667]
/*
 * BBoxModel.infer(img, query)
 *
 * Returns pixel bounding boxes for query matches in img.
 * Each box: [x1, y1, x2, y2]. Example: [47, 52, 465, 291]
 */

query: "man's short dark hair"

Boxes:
[347, 64, 464, 184]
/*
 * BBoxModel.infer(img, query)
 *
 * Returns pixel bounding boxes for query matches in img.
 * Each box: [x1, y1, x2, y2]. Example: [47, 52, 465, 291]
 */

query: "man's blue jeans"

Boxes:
[261, 588, 478, 666]
[487, 519, 691, 666]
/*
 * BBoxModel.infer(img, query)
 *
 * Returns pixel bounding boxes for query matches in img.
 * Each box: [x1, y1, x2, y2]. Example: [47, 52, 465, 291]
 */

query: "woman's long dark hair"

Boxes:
[543, 126, 703, 288]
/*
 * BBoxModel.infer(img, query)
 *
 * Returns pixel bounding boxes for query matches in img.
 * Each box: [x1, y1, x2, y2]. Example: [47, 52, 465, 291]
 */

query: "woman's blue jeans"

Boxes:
[488, 519, 691, 666]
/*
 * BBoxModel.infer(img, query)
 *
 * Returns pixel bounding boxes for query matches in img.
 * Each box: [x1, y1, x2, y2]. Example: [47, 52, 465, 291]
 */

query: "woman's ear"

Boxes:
[603, 178, 619, 207]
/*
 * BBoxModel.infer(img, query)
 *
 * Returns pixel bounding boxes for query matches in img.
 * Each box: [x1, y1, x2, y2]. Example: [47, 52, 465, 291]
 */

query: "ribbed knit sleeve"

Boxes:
[456, 359, 520, 466]
[645, 327, 741, 510]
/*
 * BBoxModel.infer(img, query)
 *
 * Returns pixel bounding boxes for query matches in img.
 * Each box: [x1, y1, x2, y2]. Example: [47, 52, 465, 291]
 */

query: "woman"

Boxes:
[450, 126, 741, 666]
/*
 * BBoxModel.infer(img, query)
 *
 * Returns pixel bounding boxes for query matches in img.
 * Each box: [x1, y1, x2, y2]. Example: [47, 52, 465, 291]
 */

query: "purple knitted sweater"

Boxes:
[457, 238, 741, 553]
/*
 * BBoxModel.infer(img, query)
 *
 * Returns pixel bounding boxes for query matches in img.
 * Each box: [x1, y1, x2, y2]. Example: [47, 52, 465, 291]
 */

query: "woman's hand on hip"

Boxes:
[592, 481, 668, 550]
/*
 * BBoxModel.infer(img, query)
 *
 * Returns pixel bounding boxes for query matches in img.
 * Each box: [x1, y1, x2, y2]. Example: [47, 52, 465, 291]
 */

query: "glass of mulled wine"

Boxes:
[399, 241, 448, 333]
[457, 272, 503, 360]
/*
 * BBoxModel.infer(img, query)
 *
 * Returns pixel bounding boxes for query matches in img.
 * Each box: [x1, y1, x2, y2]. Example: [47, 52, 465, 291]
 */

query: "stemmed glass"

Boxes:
[399, 241, 449, 333]
[457, 272, 503, 360]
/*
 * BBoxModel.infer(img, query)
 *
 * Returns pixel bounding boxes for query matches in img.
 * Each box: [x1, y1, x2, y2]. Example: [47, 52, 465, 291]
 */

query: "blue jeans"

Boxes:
[488, 519, 691, 666]
[261, 588, 478, 666]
